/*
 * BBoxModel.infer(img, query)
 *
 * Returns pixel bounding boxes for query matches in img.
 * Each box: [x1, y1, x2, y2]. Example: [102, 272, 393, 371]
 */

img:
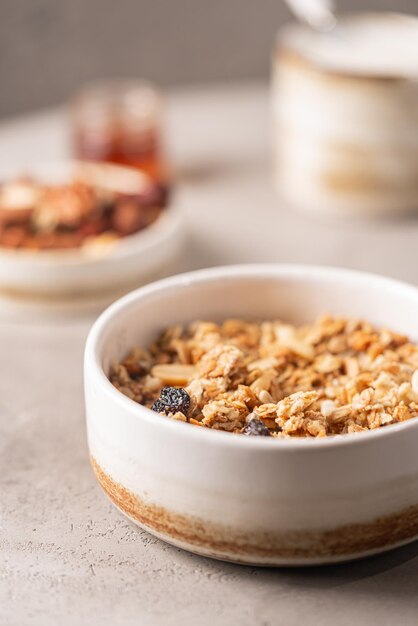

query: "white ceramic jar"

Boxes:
[85, 265, 418, 565]
[273, 13, 418, 217]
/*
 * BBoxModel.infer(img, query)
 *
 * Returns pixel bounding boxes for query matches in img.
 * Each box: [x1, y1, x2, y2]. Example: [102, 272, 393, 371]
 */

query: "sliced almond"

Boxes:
[247, 356, 278, 372]
[258, 389, 274, 404]
[151, 363, 196, 386]
[250, 370, 276, 394]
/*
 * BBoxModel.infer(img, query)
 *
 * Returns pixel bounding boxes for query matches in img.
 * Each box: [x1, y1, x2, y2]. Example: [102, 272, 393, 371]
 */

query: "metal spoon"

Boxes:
[284, 0, 337, 31]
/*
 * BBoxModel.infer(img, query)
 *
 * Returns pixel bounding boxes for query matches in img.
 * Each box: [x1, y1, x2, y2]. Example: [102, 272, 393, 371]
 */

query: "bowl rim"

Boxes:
[84, 263, 418, 450]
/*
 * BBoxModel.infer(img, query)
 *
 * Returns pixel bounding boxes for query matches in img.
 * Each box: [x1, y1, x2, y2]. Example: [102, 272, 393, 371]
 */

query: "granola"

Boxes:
[109, 316, 418, 438]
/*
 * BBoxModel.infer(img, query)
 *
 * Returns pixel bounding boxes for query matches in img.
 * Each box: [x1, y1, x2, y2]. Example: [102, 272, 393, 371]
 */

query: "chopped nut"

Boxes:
[170, 411, 188, 422]
[315, 354, 341, 374]
[320, 399, 336, 417]
[189, 417, 205, 426]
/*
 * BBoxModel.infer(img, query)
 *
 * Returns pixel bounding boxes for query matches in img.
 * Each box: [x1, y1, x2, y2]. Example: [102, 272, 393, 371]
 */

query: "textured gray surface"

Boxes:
[1, 0, 418, 117]
[1, 83, 418, 625]
[2, 321, 418, 626]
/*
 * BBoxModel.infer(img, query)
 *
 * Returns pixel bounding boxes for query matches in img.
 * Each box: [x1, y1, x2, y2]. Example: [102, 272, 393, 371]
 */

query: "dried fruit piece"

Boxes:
[151, 363, 196, 386]
[242, 418, 271, 437]
[152, 386, 191, 416]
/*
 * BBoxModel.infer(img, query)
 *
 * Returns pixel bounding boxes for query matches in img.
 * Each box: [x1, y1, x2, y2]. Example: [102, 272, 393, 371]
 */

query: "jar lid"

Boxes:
[278, 12, 418, 79]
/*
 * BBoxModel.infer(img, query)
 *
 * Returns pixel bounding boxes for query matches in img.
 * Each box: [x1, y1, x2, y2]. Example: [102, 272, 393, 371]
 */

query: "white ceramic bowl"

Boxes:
[84, 265, 418, 565]
[0, 161, 183, 299]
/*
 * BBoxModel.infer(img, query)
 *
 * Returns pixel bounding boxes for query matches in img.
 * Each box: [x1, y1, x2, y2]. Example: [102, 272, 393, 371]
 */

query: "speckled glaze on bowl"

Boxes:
[84, 265, 418, 565]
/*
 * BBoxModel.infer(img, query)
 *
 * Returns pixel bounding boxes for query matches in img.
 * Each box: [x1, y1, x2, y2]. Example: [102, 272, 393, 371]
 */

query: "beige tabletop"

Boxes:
[1, 82, 418, 626]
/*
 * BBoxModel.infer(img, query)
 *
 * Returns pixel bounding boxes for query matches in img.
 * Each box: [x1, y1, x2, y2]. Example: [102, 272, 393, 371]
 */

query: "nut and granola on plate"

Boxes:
[0, 167, 168, 252]
[109, 316, 418, 438]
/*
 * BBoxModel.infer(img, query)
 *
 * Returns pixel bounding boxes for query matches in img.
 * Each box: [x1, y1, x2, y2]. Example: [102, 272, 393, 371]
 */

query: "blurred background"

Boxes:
[1, 0, 417, 118]
[0, 0, 418, 300]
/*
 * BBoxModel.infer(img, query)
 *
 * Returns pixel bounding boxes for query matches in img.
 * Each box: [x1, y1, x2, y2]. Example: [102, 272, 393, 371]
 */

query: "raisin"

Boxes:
[151, 386, 190, 416]
[151, 398, 169, 414]
[242, 418, 271, 437]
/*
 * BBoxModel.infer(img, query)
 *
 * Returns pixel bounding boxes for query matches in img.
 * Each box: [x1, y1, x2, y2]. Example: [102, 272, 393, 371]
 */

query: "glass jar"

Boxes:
[71, 80, 167, 184]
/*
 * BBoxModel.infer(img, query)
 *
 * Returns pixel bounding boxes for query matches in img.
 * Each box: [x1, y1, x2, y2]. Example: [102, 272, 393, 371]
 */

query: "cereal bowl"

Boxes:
[84, 264, 418, 565]
[0, 160, 183, 301]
